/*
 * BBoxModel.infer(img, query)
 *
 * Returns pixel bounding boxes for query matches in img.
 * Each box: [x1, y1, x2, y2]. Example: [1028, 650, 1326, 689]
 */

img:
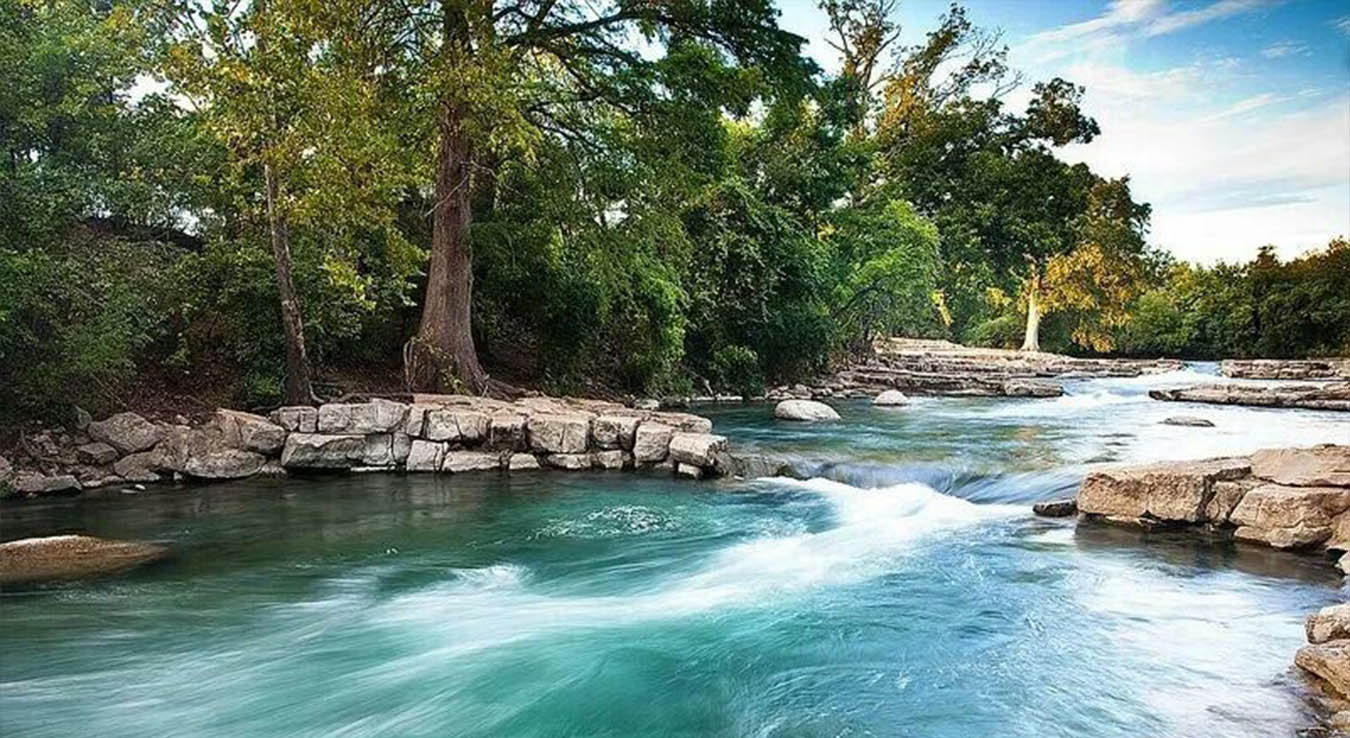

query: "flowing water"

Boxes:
[1, 365, 1347, 737]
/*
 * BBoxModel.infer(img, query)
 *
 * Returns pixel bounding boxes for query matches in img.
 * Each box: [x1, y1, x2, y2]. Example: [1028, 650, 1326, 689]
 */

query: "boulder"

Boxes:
[634, 398, 661, 411]
[12, 472, 81, 495]
[403, 404, 436, 437]
[0, 535, 169, 585]
[154, 426, 268, 480]
[507, 453, 541, 471]
[280, 433, 367, 468]
[1308, 604, 1350, 644]
[113, 450, 166, 482]
[1202, 479, 1257, 524]
[316, 400, 408, 434]
[87, 412, 163, 454]
[405, 440, 445, 472]
[181, 447, 266, 480]
[392, 433, 412, 464]
[77, 442, 119, 465]
[73, 405, 92, 430]
[590, 450, 629, 470]
[593, 414, 641, 450]
[657, 412, 714, 434]
[668, 432, 728, 468]
[269, 406, 318, 433]
[1297, 640, 1350, 699]
[545, 453, 591, 470]
[1033, 499, 1078, 517]
[211, 409, 287, 455]
[675, 463, 703, 479]
[1002, 379, 1063, 398]
[1231, 483, 1350, 549]
[360, 435, 395, 468]
[774, 400, 840, 422]
[452, 412, 492, 443]
[489, 414, 527, 450]
[1161, 416, 1214, 427]
[1250, 446, 1350, 488]
[1077, 457, 1252, 524]
[527, 413, 591, 454]
[633, 422, 675, 463]
[442, 451, 501, 473]
[872, 390, 908, 406]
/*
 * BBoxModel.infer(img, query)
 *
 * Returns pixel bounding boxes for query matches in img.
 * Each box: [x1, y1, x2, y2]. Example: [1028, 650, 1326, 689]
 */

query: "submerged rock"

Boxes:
[774, 399, 840, 422]
[1002, 379, 1063, 398]
[1033, 499, 1078, 517]
[1161, 416, 1214, 427]
[0, 535, 168, 585]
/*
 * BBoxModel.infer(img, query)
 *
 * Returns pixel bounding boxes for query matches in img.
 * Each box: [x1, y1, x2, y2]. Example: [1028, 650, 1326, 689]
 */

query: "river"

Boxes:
[1, 365, 1346, 737]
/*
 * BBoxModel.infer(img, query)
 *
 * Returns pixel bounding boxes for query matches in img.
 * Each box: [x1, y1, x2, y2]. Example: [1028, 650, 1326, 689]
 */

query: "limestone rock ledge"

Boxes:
[2, 396, 744, 498]
[1149, 382, 1350, 411]
[1076, 445, 1350, 553]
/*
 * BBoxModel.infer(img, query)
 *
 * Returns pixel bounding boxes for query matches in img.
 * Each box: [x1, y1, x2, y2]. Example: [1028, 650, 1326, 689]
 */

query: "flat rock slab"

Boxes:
[1150, 383, 1350, 411]
[87, 412, 163, 454]
[1298, 640, 1350, 700]
[1251, 446, 1350, 488]
[1230, 483, 1350, 549]
[1078, 456, 1252, 524]
[0, 535, 168, 585]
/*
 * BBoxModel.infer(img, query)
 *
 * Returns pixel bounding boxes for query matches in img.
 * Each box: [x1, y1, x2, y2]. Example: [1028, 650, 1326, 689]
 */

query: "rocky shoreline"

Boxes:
[0, 395, 782, 500]
[1051, 445, 1350, 730]
[1150, 382, 1350, 411]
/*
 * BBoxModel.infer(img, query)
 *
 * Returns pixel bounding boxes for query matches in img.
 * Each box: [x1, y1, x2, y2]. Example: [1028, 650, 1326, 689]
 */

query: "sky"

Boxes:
[776, 0, 1350, 264]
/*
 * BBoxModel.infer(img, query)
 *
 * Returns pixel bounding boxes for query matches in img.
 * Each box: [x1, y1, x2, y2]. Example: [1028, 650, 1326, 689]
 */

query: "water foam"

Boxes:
[363, 480, 1022, 662]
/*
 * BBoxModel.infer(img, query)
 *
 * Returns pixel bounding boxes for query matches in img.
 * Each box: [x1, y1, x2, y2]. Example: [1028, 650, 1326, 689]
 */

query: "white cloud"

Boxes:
[1259, 39, 1309, 58]
[1143, 0, 1273, 36]
[1332, 16, 1350, 36]
[1028, 0, 1167, 44]
[1200, 92, 1284, 120]
[1061, 91, 1350, 262]
[1023, 0, 1278, 60]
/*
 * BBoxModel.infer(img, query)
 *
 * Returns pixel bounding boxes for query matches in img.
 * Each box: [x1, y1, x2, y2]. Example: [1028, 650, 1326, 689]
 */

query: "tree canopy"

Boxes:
[2, 0, 1344, 421]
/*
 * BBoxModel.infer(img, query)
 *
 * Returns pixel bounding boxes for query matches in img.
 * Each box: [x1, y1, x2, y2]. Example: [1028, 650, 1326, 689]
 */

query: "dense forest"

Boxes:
[2, 0, 1347, 421]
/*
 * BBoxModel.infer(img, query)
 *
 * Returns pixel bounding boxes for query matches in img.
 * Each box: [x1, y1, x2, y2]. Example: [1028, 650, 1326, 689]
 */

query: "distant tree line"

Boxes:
[1, 0, 1344, 421]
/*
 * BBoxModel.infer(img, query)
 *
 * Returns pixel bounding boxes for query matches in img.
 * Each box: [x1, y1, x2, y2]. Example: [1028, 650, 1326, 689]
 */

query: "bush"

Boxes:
[710, 345, 764, 397]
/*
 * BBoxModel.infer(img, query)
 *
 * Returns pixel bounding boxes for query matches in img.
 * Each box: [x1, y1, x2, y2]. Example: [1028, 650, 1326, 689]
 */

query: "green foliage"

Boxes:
[4, 0, 1345, 422]
[1118, 239, 1350, 359]
[710, 345, 764, 398]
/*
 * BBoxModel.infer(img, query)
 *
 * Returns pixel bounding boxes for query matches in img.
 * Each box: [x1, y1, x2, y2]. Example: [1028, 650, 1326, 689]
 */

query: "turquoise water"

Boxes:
[2, 368, 1347, 737]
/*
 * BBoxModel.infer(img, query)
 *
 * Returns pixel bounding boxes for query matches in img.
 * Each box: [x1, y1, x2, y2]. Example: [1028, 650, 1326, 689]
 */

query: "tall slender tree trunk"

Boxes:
[1021, 271, 1042, 353]
[264, 160, 315, 404]
[407, 98, 487, 393]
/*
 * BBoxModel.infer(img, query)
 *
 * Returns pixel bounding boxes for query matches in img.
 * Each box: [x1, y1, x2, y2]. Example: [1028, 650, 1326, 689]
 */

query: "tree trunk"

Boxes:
[1021, 272, 1042, 353]
[264, 160, 316, 404]
[407, 98, 487, 393]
